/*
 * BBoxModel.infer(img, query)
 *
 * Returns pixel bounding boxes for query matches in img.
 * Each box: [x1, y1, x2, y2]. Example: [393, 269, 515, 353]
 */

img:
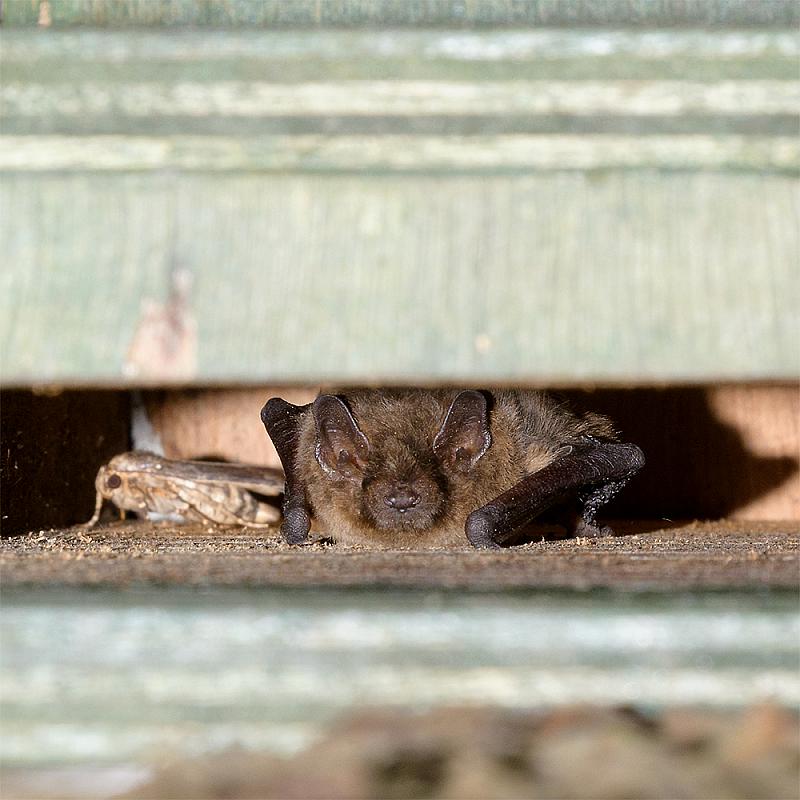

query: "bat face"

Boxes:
[360, 453, 446, 532]
[355, 390, 494, 532]
[294, 390, 519, 547]
[328, 408, 451, 534]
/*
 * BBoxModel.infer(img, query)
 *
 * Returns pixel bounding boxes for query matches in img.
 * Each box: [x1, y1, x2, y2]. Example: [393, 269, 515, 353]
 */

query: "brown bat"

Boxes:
[261, 390, 644, 549]
[84, 451, 283, 528]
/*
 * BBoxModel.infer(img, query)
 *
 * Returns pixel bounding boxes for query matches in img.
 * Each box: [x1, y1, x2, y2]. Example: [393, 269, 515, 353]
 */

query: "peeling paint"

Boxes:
[124, 269, 197, 382]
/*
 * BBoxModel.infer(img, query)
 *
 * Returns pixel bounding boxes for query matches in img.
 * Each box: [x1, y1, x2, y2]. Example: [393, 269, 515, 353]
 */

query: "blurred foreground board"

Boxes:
[1, 6, 798, 386]
[3, 0, 799, 27]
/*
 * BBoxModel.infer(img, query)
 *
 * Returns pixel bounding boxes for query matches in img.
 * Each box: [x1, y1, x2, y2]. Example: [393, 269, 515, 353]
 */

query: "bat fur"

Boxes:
[262, 389, 644, 549]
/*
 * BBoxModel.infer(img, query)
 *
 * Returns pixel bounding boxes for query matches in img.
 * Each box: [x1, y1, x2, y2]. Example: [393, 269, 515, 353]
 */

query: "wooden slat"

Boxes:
[3, 521, 799, 590]
[2, 134, 796, 172]
[1, 26, 797, 385]
[4, 29, 798, 83]
[6, 81, 799, 119]
[2, 171, 798, 384]
[4, 0, 799, 28]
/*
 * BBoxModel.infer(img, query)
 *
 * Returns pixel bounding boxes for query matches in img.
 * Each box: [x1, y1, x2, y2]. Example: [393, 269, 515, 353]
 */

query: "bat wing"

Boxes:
[261, 397, 313, 543]
[466, 438, 644, 549]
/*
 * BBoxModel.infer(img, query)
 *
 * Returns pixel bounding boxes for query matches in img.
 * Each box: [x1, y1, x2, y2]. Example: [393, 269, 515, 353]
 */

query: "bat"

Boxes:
[84, 451, 283, 528]
[261, 389, 644, 549]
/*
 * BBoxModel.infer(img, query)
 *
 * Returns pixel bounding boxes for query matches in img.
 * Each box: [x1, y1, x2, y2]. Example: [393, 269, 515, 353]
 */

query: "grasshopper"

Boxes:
[85, 451, 284, 528]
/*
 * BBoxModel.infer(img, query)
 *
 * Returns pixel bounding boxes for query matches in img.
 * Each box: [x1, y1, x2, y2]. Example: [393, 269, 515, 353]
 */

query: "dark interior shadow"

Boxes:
[560, 387, 798, 521]
[1, 390, 130, 536]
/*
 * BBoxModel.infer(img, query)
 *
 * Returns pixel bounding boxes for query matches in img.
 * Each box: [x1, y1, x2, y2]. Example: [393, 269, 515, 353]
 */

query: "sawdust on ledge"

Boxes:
[2, 519, 798, 590]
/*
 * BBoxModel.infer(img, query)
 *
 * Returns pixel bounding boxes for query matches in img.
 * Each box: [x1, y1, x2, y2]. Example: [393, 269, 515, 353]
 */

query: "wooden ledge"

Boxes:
[2, 519, 797, 591]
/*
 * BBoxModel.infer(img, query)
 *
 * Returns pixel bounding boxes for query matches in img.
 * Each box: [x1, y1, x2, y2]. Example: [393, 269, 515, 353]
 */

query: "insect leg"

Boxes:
[82, 489, 105, 528]
[465, 440, 644, 549]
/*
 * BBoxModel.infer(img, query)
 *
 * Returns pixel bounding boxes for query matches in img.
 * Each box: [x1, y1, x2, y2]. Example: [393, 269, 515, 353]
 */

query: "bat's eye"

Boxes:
[107, 474, 122, 489]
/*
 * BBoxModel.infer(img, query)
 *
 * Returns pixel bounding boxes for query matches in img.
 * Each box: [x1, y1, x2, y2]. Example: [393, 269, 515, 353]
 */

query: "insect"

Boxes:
[261, 389, 644, 549]
[84, 451, 283, 528]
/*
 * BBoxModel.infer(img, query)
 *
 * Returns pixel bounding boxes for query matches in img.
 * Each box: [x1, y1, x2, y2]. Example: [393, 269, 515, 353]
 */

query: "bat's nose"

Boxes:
[384, 485, 420, 512]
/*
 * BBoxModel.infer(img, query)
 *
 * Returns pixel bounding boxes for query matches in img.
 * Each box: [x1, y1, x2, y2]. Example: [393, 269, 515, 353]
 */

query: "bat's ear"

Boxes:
[313, 395, 370, 481]
[433, 390, 492, 473]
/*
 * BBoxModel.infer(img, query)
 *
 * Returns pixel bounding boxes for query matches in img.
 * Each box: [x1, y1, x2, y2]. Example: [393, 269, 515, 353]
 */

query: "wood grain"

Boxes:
[2, 170, 797, 384]
[3, 520, 798, 590]
[1, 25, 797, 385]
[4, 0, 798, 28]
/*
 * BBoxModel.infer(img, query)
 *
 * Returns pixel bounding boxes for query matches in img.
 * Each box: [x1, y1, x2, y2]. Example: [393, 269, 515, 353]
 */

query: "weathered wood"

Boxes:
[146, 387, 316, 469]
[4, 29, 797, 141]
[4, 29, 798, 83]
[1, 171, 798, 384]
[5, 80, 799, 120]
[2, 134, 796, 172]
[2, 521, 799, 590]
[1, 30, 795, 144]
[4, 0, 799, 28]
[1, 26, 797, 385]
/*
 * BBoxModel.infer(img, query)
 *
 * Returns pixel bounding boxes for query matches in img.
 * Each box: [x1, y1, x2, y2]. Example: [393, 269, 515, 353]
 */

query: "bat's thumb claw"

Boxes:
[621, 443, 646, 476]
[465, 508, 503, 550]
[282, 506, 311, 545]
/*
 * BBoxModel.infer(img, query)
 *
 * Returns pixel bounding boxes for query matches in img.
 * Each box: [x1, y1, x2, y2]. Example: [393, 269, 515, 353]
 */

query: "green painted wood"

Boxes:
[4, 30, 799, 84]
[1, 26, 797, 385]
[2, 134, 796, 173]
[0, 30, 797, 174]
[2, 171, 798, 385]
[4, 0, 799, 28]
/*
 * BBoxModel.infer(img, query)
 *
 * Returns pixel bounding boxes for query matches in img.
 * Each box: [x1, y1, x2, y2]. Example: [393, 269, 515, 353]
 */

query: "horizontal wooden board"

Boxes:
[3, 521, 799, 590]
[2, 26, 797, 384]
[3, 134, 797, 172]
[2, 171, 798, 384]
[4, 29, 797, 144]
[4, 29, 798, 83]
[5, 0, 799, 28]
[6, 80, 799, 118]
